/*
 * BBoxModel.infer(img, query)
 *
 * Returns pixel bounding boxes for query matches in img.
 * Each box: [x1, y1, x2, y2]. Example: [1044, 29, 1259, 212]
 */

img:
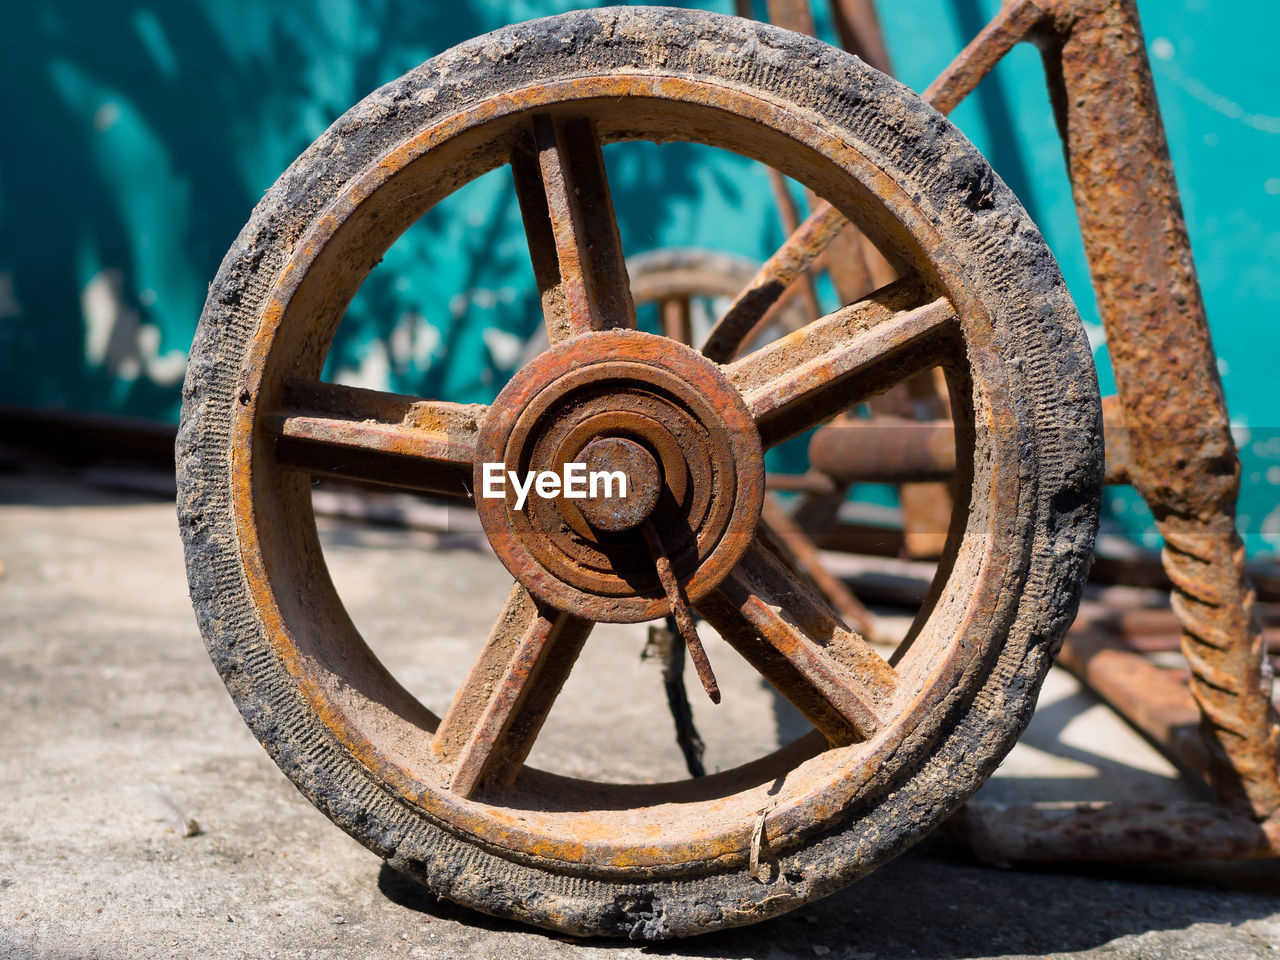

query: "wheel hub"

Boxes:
[474, 329, 765, 622]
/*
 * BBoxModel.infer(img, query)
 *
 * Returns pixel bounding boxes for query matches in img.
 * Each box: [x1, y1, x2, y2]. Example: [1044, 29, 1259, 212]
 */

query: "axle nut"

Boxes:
[576, 437, 662, 533]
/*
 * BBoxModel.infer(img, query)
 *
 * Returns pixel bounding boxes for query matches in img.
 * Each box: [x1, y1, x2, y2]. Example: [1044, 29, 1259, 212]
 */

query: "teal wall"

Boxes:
[2, 1, 1276, 552]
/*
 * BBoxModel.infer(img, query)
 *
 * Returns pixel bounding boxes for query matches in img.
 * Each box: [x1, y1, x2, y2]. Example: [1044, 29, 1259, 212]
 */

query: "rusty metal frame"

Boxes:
[748, 0, 1280, 860]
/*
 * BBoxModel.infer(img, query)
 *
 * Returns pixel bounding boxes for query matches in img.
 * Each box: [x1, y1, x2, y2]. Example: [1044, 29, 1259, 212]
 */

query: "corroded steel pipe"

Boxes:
[806, 402, 1130, 485]
[809, 418, 956, 484]
[953, 800, 1280, 866]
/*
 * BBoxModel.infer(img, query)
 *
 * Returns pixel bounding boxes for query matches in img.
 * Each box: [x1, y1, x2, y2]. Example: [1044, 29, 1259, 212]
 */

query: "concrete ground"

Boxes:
[3, 465, 1280, 960]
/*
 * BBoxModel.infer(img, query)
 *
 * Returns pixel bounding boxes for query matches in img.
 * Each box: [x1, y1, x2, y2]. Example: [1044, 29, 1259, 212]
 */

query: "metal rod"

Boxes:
[953, 800, 1280, 865]
[1040, 0, 1280, 818]
[922, 0, 1047, 115]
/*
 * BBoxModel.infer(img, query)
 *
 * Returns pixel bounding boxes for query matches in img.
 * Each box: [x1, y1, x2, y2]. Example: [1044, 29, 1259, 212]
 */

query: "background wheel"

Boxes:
[178, 7, 1101, 938]
[520, 246, 809, 363]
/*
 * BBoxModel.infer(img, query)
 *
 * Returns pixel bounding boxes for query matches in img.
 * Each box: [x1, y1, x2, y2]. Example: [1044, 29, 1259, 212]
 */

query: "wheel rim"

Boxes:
[229, 73, 1031, 878]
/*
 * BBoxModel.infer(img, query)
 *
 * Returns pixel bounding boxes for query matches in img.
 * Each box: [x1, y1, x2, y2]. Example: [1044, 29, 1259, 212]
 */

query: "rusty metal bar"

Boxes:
[761, 494, 879, 640]
[1038, 0, 1280, 818]
[806, 402, 1131, 486]
[1058, 624, 1213, 785]
[922, 0, 1047, 115]
[642, 519, 722, 704]
[764, 471, 841, 496]
[827, 0, 892, 73]
[660, 296, 693, 346]
[764, 0, 816, 35]
[811, 520, 906, 558]
[809, 418, 956, 484]
[953, 800, 1280, 866]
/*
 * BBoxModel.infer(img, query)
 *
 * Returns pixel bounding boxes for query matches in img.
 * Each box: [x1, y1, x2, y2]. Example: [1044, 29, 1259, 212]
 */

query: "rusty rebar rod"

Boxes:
[1038, 0, 1280, 819]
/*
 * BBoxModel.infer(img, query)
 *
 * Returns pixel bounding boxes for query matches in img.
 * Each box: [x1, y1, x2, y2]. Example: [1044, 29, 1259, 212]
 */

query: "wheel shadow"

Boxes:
[652, 850, 1280, 958]
[378, 851, 1280, 957]
[378, 864, 542, 937]
[372, 648, 1280, 954]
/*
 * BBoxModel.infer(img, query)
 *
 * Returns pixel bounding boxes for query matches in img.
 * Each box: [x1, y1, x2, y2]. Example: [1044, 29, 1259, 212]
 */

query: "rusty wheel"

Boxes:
[178, 7, 1101, 938]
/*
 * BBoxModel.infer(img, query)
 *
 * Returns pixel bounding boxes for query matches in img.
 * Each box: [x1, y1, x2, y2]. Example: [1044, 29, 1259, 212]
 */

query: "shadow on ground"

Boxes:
[379, 850, 1280, 958]
[5, 467, 1279, 960]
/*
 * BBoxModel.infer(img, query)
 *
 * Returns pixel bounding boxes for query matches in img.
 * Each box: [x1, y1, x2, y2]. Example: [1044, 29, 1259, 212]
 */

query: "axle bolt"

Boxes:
[575, 437, 662, 533]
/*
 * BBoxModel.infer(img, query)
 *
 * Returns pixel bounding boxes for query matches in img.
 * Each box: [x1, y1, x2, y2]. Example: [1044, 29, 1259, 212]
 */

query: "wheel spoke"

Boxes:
[661, 296, 693, 345]
[920, 0, 1044, 116]
[758, 496, 878, 642]
[695, 541, 897, 746]
[433, 584, 593, 797]
[702, 201, 848, 362]
[511, 115, 635, 344]
[265, 379, 480, 500]
[724, 279, 957, 448]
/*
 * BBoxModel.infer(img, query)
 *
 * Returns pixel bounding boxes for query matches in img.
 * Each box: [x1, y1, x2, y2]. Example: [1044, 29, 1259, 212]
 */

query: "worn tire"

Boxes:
[178, 6, 1101, 939]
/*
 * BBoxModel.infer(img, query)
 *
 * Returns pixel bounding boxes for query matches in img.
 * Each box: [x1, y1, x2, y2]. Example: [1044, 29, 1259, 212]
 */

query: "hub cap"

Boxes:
[474, 329, 765, 623]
